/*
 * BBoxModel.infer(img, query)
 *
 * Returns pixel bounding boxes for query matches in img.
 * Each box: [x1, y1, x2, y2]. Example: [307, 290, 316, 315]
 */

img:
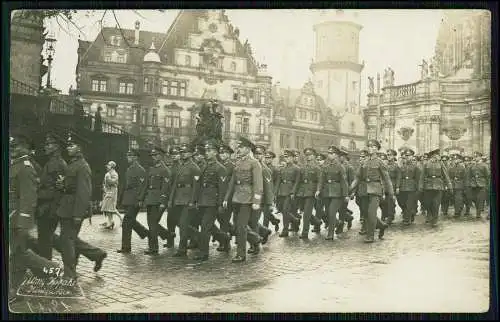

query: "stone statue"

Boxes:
[420, 59, 429, 79]
[234, 27, 240, 37]
[195, 99, 224, 143]
[430, 56, 440, 78]
[368, 76, 375, 94]
[383, 69, 389, 87]
[376, 73, 380, 93]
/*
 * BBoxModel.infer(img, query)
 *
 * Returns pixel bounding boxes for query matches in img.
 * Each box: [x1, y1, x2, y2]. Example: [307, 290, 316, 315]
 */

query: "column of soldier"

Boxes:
[9, 127, 490, 295]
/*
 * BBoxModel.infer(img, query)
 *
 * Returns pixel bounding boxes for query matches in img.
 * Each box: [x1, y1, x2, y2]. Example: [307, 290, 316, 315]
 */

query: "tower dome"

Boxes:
[143, 41, 161, 63]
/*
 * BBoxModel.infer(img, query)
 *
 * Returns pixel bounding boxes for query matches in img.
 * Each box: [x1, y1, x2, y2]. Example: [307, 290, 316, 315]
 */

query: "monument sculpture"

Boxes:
[193, 99, 224, 146]
[368, 76, 375, 94]
[419, 59, 429, 79]
[383, 68, 395, 87]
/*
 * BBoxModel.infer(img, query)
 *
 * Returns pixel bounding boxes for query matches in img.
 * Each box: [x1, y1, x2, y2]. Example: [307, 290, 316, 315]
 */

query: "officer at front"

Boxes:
[9, 132, 62, 294]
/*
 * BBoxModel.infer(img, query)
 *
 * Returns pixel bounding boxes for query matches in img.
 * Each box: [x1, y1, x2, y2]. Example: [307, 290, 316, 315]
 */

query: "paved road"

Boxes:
[8, 202, 491, 313]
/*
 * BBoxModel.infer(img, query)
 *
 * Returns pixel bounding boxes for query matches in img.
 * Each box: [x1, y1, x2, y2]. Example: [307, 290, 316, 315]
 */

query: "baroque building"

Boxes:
[363, 10, 491, 155]
[270, 10, 367, 154]
[76, 9, 272, 148]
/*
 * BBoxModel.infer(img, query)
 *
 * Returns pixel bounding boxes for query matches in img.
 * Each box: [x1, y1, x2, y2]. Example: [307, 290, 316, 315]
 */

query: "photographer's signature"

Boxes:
[10, 298, 72, 313]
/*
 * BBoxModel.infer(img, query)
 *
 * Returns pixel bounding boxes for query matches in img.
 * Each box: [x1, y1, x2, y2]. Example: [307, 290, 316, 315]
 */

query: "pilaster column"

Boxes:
[387, 118, 396, 149]
[415, 116, 425, 154]
[472, 115, 480, 152]
[482, 114, 491, 155]
[430, 115, 441, 150]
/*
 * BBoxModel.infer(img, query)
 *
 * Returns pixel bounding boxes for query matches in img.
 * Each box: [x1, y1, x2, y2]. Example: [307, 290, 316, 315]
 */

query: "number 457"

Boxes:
[43, 267, 62, 276]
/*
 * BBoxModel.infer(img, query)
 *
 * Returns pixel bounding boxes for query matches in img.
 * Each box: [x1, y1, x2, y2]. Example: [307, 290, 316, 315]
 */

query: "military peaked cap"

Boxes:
[179, 143, 193, 153]
[265, 150, 276, 159]
[67, 130, 91, 146]
[386, 149, 397, 156]
[316, 153, 327, 161]
[427, 148, 440, 158]
[283, 149, 295, 157]
[367, 139, 381, 150]
[219, 143, 234, 154]
[473, 151, 483, 157]
[303, 147, 316, 155]
[45, 131, 65, 146]
[404, 148, 415, 156]
[10, 130, 34, 150]
[254, 144, 267, 155]
[237, 136, 256, 151]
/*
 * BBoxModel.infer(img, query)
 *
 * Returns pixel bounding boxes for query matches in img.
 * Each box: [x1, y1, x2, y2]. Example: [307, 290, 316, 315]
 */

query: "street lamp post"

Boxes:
[45, 34, 56, 89]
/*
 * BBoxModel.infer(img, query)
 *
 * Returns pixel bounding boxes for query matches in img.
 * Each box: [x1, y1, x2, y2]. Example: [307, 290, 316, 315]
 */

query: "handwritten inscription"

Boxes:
[16, 275, 85, 299]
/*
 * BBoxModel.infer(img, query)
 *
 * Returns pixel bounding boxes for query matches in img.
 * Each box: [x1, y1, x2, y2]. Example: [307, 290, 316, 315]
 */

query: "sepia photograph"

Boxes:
[7, 6, 492, 314]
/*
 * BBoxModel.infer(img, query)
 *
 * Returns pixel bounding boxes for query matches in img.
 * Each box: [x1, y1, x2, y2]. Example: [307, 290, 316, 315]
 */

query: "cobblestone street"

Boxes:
[9, 202, 491, 313]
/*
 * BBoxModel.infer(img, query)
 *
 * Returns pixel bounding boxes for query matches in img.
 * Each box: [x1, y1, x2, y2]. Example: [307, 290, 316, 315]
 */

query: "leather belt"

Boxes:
[202, 183, 216, 188]
[364, 178, 380, 182]
[429, 175, 440, 178]
[281, 180, 289, 183]
[177, 184, 192, 188]
[404, 176, 410, 179]
[303, 179, 310, 183]
[236, 180, 248, 185]
[327, 179, 339, 183]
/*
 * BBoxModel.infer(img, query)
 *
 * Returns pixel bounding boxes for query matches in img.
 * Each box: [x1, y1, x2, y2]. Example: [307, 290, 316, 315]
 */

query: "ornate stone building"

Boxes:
[270, 10, 367, 154]
[76, 9, 272, 148]
[363, 10, 491, 155]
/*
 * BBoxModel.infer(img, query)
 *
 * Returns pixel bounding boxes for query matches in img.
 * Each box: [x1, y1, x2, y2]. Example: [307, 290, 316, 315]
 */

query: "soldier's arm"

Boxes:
[395, 166, 402, 191]
[73, 165, 92, 218]
[415, 164, 422, 188]
[137, 167, 147, 204]
[190, 164, 202, 205]
[160, 167, 172, 206]
[349, 167, 361, 193]
[217, 164, 228, 206]
[418, 163, 425, 191]
[317, 167, 324, 193]
[340, 164, 348, 198]
[18, 166, 38, 215]
[273, 169, 281, 197]
[138, 168, 149, 203]
[379, 161, 394, 196]
[224, 171, 236, 203]
[252, 160, 263, 205]
[441, 163, 452, 190]
[291, 166, 300, 195]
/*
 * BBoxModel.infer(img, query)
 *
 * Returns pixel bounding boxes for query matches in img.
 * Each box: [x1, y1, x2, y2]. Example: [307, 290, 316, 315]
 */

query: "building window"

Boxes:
[233, 88, 239, 101]
[350, 121, 356, 134]
[162, 80, 169, 95]
[258, 119, 266, 134]
[144, 77, 150, 92]
[248, 90, 254, 105]
[235, 115, 250, 133]
[106, 104, 117, 117]
[130, 139, 139, 149]
[170, 81, 178, 96]
[152, 109, 158, 126]
[349, 140, 356, 151]
[179, 82, 186, 97]
[119, 82, 134, 94]
[185, 55, 191, 66]
[310, 111, 318, 121]
[132, 106, 139, 123]
[230, 61, 236, 71]
[280, 133, 289, 149]
[116, 54, 126, 63]
[141, 110, 148, 125]
[260, 90, 266, 105]
[91, 79, 107, 92]
[165, 110, 181, 135]
[239, 89, 247, 104]
[104, 52, 112, 62]
[296, 136, 304, 150]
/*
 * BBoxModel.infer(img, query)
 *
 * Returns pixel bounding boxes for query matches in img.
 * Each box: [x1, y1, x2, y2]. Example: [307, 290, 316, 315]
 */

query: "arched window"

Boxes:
[349, 140, 356, 151]
[185, 55, 191, 66]
[230, 61, 237, 72]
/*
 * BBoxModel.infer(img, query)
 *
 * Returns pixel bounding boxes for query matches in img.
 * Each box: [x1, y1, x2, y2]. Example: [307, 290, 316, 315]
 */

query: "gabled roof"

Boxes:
[78, 10, 259, 75]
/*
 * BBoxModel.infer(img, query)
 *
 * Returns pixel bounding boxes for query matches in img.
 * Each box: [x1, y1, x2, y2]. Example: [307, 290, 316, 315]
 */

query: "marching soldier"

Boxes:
[36, 132, 68, 260]
[418, 153, 429, 217]
[296, 147, 322, 240]
[440, 154, 453, 218]
[337, 147, 355, 233]
[398, 148, 421, 225]
[384, 149, 401, 225]
[116, 149, 149, 254]
[192, 140, 231, 261]
[169, 144, 201, 257]
[356, 149, 369, 233]
[463, 155, 473, 217]
[465, 151, 489, 219]
[223, 137, 263, 263]
[313, 152, 328, 232]
[274, 149, 300, 238]
[139, 147, 171, 256]
[251, 145, 273, 248]
[289, 150, 302, 233]
[418, 149, 452, 227]
[163, 146, 181, 248]
[448, 153, 467, 219]
[318, 146, 349, 240]
[57, 131, 107, 280]
[9, 132, 62, 293]
[263, 150, 281, 232]
[350, 140, 392, 242]
[214, 143, 235, 251]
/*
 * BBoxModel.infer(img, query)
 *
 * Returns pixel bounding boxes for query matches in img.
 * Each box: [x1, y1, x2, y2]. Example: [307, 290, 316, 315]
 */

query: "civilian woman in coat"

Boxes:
[101, 161, 119, 229]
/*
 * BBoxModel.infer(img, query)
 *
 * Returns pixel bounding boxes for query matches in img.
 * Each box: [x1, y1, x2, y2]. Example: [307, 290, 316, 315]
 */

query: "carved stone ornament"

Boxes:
[397, 127, 415, 141]
[442, 127, 467, 141]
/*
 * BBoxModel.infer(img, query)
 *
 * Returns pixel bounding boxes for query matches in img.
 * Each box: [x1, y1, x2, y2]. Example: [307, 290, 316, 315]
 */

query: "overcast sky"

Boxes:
[44, 9, 444, 105]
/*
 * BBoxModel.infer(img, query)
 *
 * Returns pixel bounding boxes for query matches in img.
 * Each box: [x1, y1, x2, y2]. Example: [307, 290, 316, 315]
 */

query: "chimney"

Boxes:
[134, 21, 140, 45]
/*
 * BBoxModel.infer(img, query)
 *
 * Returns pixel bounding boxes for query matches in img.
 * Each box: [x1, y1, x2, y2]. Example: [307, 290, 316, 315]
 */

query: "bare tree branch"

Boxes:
[54, 15, 74, 39]
[112, 10, 146, 51]
[59, 14, 87, 39]
[133, 10, 148, 20]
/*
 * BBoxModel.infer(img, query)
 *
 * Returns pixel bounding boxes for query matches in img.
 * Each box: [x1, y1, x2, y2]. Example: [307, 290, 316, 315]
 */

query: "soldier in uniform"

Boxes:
[9, 133, 62, 293]
[251, 145, 273, 247]
[418, 149, 453, 227]
[440, 154, 453, 218]
[350, 140, 392, 242]
[448, 153, 467, 219]
[192, 140, 231, 261]
[214, 143, 235, 251]
[398, 148, 421, 225]
[274, 150, 301, 238]
[162, 146, 182, 248]
[263, 150, 281, 232]
[462, 155, 473, 217]
[356, 149, 368, 233]
[169, 144, 201, 257]
[223, 137, 263, 263]
[295, 147, 322, 240]
[116, 149, 149, 254]
[57, 131, 107, 279]
[318, 146, 349, 240]
[465, 151, 489, 219]
[312, 152, 327, 233]
[383, 149, 401, 225]
[139, 147, 171, 256]
[36, 132, 68, 260]
[336, 148, 355, 234]
[418, 153, 429, 216]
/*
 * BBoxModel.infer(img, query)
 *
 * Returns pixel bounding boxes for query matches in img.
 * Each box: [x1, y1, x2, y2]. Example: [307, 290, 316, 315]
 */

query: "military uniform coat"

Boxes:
[141, 163, 171, 206]
[169, 159, 201, 206]
[197, 159, 227, 207]
[274, 163, 300, 197]
[353, 156, 394, 197]
[297, 161, 320, 198]
[465, 161, 489, 188]
[386, 161, 402, 191]
[261, 162, 275, 205]
[57, 155, 92, 219]
[9, 156, 38, 229]
[399, 162, 421, 191]
[101, 169, 119, 212]
[121, 161, 147, 206]
[225, 154, 263, 205]
[448, 162, 467, 190]
[418, 160, 452, 191]
[318, 159, 348, 198]
[37, 154, 67, 216]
